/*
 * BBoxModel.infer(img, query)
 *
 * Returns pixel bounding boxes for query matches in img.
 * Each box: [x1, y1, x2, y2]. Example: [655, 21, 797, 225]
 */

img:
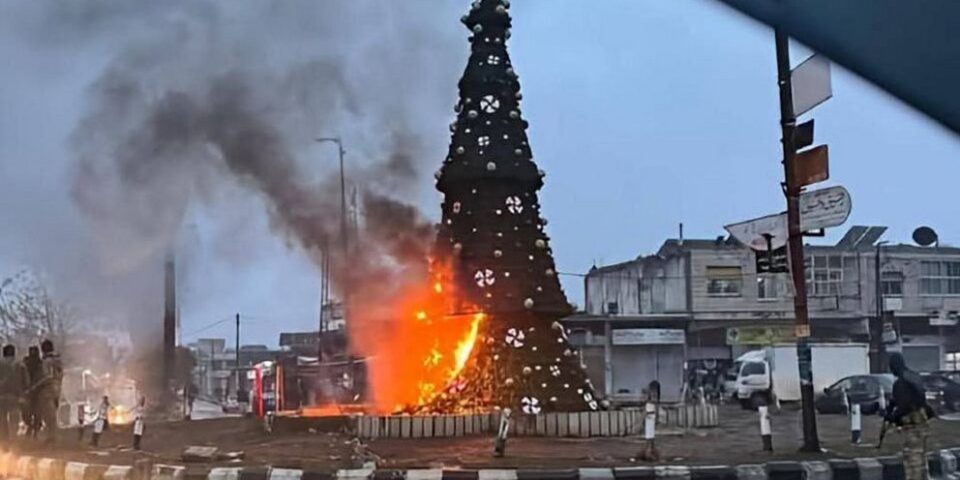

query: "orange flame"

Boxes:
[454, 313, 483, 373]
[349, 262, 485, 413]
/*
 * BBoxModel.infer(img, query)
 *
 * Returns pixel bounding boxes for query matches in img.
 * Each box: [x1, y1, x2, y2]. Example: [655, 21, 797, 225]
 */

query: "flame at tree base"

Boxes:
[350, 264, 598, 416]
[350, 265, 489, 414]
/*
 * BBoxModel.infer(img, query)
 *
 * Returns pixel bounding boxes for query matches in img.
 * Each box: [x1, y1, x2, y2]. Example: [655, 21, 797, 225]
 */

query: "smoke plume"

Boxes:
[0, 0, 463, 391]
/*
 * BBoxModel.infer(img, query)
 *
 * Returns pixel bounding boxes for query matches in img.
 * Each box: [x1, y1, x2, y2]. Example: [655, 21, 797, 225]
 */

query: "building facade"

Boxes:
[189, 339, 280, 401]
[567, 225, 960, 403]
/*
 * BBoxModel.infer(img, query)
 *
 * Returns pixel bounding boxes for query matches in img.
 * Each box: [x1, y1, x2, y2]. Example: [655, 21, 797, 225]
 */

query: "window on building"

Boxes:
[606, 302, 620, 315]
[920, 261, 960, 295]
[881, 270, 904, 296]
[757, 274, 785, 300]
[805, 255, 843, 296]
[946, 352, 960, 371]
[706, 266, 742, 296]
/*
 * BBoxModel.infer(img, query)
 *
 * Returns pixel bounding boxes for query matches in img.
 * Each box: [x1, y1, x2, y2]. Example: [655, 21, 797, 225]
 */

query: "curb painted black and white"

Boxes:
[1, 448, 959, 479]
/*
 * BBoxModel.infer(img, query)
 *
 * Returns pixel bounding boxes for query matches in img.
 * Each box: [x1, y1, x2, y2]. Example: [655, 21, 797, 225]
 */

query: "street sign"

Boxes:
[793, 145, 829, 187]
[794, 119, 815, 149]
[727, 326, 795, 346]
[799, 185, 851, 231]
[725, 213, 788, 251]
[726, 185, 852, 251]
[792, 54, 832, 116]
[612, 329, 685, 345]
[883, 297, 903, 312]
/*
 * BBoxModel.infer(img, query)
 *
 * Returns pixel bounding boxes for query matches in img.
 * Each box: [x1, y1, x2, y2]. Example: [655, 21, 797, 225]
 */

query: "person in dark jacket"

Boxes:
[0, 345, 28, 442]
[885, 353, 934, 480]
[22, 346, 43, 438]
[35, 340, 63, 443]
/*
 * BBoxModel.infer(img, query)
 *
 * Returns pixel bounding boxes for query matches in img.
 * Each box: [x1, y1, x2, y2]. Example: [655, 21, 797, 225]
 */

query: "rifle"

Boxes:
[877, 419, 895, 449]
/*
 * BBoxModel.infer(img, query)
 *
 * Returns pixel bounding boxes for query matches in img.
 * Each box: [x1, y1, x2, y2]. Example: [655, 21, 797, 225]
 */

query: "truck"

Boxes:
[735, 343, 869, 409]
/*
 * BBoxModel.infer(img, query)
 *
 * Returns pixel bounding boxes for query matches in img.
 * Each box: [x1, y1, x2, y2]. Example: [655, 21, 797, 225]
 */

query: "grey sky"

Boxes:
[1, 1, 958, 347]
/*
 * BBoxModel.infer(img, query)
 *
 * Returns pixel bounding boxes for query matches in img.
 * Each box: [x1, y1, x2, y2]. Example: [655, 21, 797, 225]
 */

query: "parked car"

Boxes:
[933, 371, 960, 384]
[921, 373, 960, 412]
[815, 374, 894, 415]
[222, 396, 244, 414]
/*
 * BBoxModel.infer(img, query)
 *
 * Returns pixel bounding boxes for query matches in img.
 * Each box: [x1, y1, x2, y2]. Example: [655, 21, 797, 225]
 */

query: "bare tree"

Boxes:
[0, 270, 76, 348]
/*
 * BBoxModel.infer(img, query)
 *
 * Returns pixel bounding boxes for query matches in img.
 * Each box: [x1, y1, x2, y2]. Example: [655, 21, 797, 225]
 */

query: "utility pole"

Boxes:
[775, 28, 821, 452]
[163, 252, 177, 394]
[235, 313, 240, 398]
[873, 241, 890, 372]
[318, 239, 330, 361]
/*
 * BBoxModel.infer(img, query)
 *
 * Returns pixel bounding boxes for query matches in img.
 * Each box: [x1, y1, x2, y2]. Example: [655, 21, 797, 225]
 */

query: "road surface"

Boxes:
[190, 399, 237, 420]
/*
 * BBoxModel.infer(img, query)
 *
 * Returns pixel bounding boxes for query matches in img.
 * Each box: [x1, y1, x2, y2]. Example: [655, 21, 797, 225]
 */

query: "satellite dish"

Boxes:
[912, 226, 939, 247]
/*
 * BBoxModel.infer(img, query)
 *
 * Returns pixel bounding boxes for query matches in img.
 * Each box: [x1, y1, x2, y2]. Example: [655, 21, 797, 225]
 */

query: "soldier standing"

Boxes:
[0, 345, 28, 442]
[34, 340, 63, 443]
[885, 353, 935, 480]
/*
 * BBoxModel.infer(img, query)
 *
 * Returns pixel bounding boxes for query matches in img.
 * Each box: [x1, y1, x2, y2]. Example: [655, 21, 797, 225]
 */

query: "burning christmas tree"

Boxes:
[424, 0, 599, 414]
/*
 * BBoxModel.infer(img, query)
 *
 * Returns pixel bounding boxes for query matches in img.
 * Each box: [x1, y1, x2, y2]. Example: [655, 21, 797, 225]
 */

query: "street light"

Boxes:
[315, 137, 349, 362]
[315, 137, 349, 259]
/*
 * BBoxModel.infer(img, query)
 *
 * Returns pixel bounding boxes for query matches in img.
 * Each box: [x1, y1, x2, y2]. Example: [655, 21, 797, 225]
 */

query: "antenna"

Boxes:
[912, 226, 939, 247]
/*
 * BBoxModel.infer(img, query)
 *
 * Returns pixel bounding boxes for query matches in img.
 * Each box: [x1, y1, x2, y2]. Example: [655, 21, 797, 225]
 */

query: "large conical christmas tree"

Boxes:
[427, 0, 598, 414]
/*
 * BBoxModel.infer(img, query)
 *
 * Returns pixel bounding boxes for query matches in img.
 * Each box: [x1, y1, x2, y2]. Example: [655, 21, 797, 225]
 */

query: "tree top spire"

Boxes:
[461, 0, 512, 38]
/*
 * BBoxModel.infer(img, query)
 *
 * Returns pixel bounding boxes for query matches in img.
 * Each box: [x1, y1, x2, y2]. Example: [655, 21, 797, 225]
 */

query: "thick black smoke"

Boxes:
[0, 1, 463, 351]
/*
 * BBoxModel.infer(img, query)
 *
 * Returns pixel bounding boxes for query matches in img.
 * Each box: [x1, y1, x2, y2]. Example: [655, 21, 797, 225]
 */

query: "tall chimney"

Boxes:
[163, 252, 177, 390]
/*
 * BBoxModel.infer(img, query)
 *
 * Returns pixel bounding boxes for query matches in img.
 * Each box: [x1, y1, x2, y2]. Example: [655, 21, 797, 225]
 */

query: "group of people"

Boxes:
[0, 340, 63, 444]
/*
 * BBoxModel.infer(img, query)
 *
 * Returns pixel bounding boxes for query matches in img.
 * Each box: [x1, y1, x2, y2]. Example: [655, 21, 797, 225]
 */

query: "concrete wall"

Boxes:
[585, 262, 641, 315]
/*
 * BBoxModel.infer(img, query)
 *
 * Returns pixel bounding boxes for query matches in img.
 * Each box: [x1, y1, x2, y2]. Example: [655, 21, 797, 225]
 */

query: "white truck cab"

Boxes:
[734, 344, 869, 409]
[733, 350, 770, 408]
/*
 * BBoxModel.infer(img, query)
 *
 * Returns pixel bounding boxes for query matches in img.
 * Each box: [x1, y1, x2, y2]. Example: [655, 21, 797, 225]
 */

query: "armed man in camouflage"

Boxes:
[885, 353, 936, 480]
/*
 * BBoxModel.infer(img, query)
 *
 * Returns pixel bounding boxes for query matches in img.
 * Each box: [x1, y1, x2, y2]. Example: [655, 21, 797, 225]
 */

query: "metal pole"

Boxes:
[318, 240, 328, 361]
[235, 313, 240, 399]
[874, 242, 889, 371]
[337, 140, 348, 259]
[316, 137, 349, 258]
[775, 28, 821, 452]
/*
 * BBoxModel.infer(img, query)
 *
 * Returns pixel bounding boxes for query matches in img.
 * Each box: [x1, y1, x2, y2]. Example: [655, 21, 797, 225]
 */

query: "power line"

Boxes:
[182, 316, 233, 338]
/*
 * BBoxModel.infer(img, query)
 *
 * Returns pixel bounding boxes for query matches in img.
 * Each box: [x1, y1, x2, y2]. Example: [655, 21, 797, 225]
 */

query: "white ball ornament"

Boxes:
[504, 377, 514, 387]
[523, 298, 534, 309]
[494, 250, 503, 258]
[522, 366, 532, 376]
[468, 110, 479, 119]
[473, 24, 483, 33]
[486, 161, 497, 171]
[535, 239, 546, 249]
